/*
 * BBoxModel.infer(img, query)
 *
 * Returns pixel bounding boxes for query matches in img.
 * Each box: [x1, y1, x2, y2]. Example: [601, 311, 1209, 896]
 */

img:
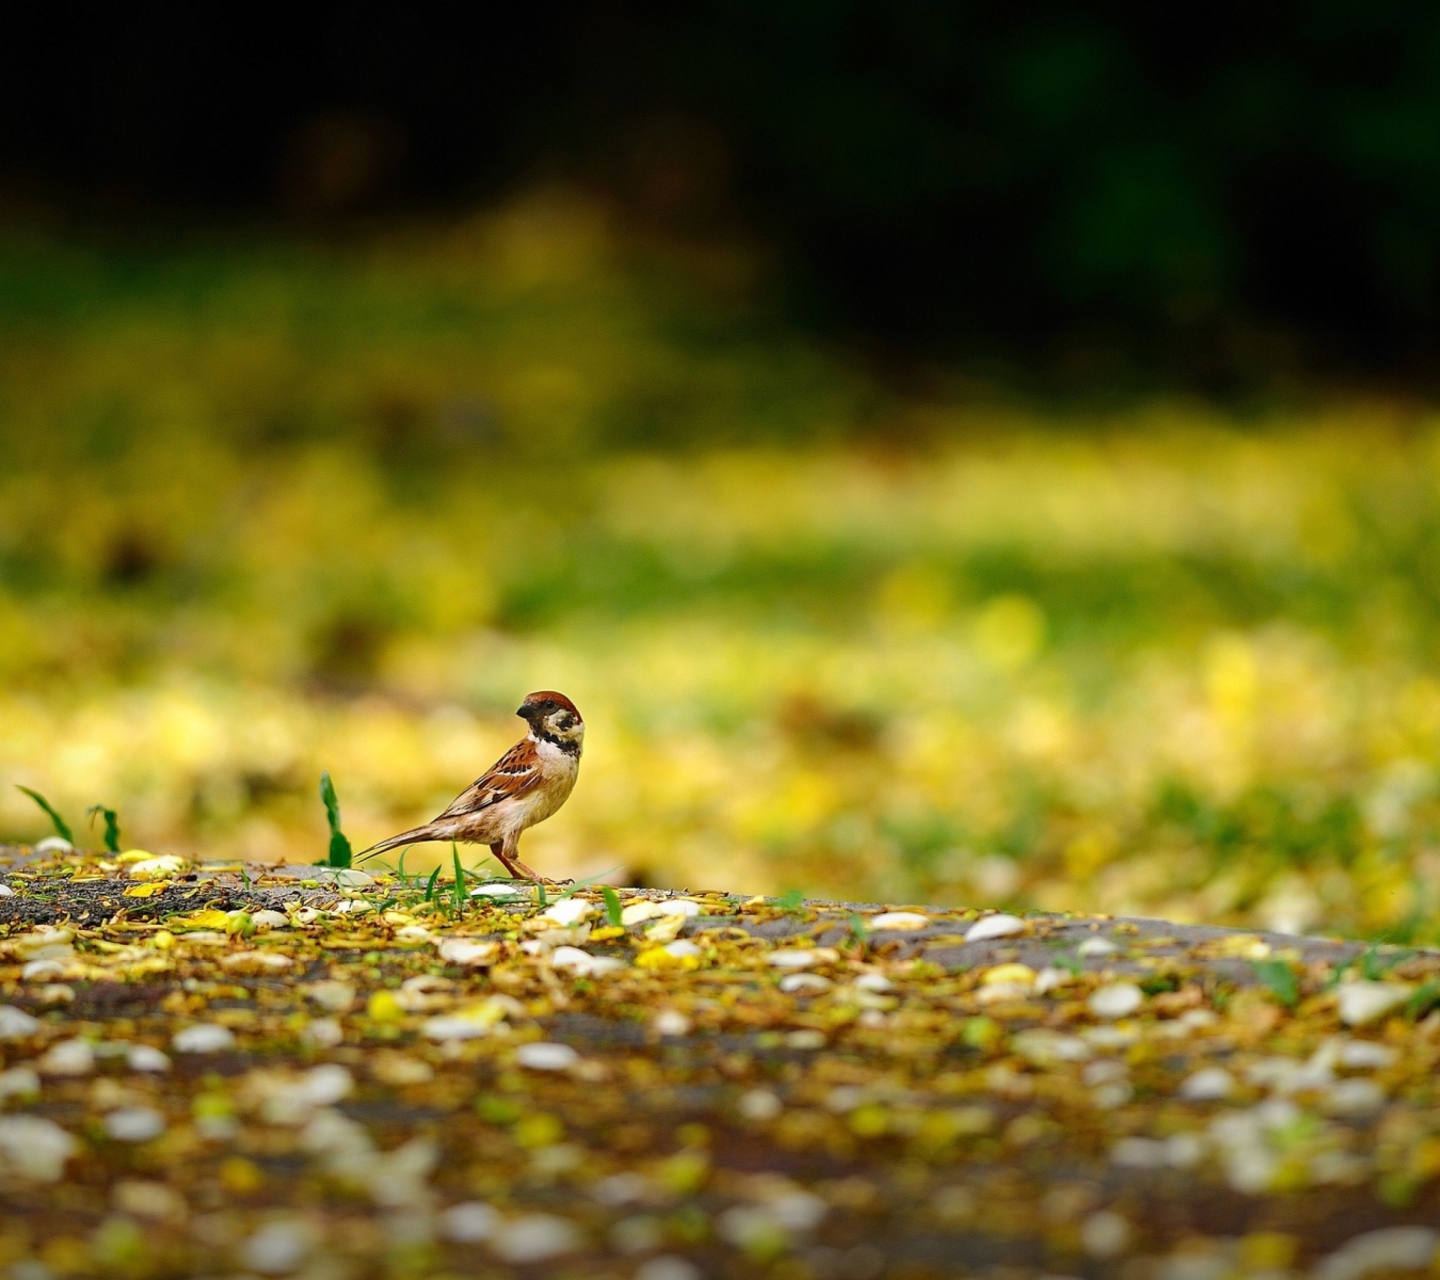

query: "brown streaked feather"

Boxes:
[434, 737, 545, 819]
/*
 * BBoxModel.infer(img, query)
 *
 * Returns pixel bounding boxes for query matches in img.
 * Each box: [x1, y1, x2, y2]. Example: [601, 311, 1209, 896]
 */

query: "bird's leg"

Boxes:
[502, 837, 571, 885]
[488, 841, 525, 879]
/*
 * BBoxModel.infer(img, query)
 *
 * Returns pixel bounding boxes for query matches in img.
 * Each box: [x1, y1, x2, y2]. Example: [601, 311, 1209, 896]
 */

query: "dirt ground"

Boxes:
[1, 844, 1438, 1280]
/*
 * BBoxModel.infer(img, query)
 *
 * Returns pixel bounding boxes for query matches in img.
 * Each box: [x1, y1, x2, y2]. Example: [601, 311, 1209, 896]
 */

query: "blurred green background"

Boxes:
[6, 5, 1440, 939]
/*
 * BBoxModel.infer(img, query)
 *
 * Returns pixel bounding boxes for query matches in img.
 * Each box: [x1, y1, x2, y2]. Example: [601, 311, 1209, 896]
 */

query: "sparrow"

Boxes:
[358, 691, 584, 881]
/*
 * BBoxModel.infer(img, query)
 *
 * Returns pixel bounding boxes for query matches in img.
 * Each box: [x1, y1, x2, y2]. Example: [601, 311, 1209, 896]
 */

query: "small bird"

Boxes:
[358, 691, 584, 881]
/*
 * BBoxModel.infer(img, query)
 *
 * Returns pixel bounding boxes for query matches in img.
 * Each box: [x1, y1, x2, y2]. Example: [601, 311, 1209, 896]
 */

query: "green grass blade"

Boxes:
[552, 867, 624, 900]
[318, 772, 353, 868]
[452, 844, 466, 908]
[1251, 959, 1299, 1009]
[424, 866, 441, 901]
[87, 805, 121, 853]
[16, 787, 73, 844]
[601, 885, 624, 927]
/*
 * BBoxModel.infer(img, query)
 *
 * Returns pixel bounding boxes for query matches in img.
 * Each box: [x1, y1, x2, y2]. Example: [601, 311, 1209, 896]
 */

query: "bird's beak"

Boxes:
[516, 703, 533, 721]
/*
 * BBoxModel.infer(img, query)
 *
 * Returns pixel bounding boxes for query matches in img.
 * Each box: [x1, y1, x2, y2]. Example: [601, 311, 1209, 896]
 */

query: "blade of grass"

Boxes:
[551, 867, 624, 900]
[537, 882, 549, 909]
[86, 805, 121, 853]
[1251, 959, 1299, 1009]
[452, 844, 466, 910]
[424, 867, 441, 901]
[601, 885, 624, 928]
[318, 772, 353, 869]
[16, 786, 73, 844]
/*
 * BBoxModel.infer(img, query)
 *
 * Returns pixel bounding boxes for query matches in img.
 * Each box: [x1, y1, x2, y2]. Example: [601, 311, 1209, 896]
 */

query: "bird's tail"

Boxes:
[356, 823, 448, 864]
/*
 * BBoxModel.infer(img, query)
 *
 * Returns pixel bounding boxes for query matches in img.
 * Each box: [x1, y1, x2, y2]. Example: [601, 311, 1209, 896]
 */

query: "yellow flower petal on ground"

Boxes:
[636, 946, 698, 971]
[122, 882, 171, 898]
[980, 963, 1036, 986]
[170, 910, 231, 931]
[367, 991, 404, 1022]
[589, 925, 625, 941]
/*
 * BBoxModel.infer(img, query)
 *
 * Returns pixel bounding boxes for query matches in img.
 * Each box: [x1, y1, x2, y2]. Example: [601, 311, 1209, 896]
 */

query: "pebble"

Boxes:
[738, 1089, 783, 1121]
[126, 1044, 171, 1073]
[1314, 1227, 1439, 1280]
[779, 973, 832, 994]
[422, 1015, 493, 1042]
[0, 1068, 39, 1100]
[242, 1220, 313, 1275]
[964, 914, 1026, 942]
[221, 950, 295, 974]
[0, 1116, 77, 1181]
[438, 938, 499, 967]
[550, 946, 626, 976]
[112, 1180, 186, 1221]
[172, 1024, 236, 1054]
[868, 911, 930, 930]
[1336, 981, 1412, 1027]
[439, 1201, 501, 1242]
[767, 948, 824, 969]
[126, 854, 185, 879]
[1320, 1078, 1386, 1116]
[651, 1009, 692, 1036]
[1035, 966, 1075, 994]
[516, 1042, 580, 1071]
[251, 910, 289, 930]
[662, 939, 701, 959]
[0, 1006, 40, 1040]
[1081, 1211, 1131, 1259]
[490, 1214, 581, 1263]
[1077, 936, 1117, 957]
[539, 898, 594, 927]
[39, 1039, 95, 1076]
[635, 1259, 703, 1280]
[330, 869, 375, 889]
[1088, 982, 1144, 1020]
[1337, 1039, 1397, 1069]
[0, 885, 12, 897]
[622, 898, 703, 926]
[304, 981, 356, 1013]
[302, 1019, 344, 1048]
[1179, 1067, 1235, 1101]
[853, 972, 893, 992]
[470, 882, 527, 898]
[104, 1107, 167, 1142]
[21, 958, 68, 982]
[1011, 1030, 1091, 1066]
[32, 837, 74, 855]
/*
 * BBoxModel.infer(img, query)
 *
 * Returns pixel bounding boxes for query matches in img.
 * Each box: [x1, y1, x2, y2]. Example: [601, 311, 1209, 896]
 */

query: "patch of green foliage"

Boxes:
[87, 805, 120, 853]
[17, 787, 72, 843]
[318, 773, 353, 869]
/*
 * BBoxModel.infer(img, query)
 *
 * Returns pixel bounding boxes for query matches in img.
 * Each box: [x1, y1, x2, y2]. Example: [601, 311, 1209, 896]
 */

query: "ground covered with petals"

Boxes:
[3, 847, 1440, 1279]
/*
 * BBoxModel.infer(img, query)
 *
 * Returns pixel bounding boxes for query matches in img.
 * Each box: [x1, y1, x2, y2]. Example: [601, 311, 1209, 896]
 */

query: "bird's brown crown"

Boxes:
[519, 690, 582, 720]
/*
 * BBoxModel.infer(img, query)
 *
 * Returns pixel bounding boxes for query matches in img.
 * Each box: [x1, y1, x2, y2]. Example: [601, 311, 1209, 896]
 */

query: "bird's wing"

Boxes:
[434, 738, 545, 820]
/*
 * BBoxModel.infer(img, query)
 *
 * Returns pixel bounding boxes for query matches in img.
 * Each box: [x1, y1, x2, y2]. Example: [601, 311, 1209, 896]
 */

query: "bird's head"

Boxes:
[517, 691, 585, 754]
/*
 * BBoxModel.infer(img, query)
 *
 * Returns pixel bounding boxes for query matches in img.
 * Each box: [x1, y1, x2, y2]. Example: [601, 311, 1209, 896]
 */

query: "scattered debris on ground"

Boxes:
[1, 843, 1439, 1279]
